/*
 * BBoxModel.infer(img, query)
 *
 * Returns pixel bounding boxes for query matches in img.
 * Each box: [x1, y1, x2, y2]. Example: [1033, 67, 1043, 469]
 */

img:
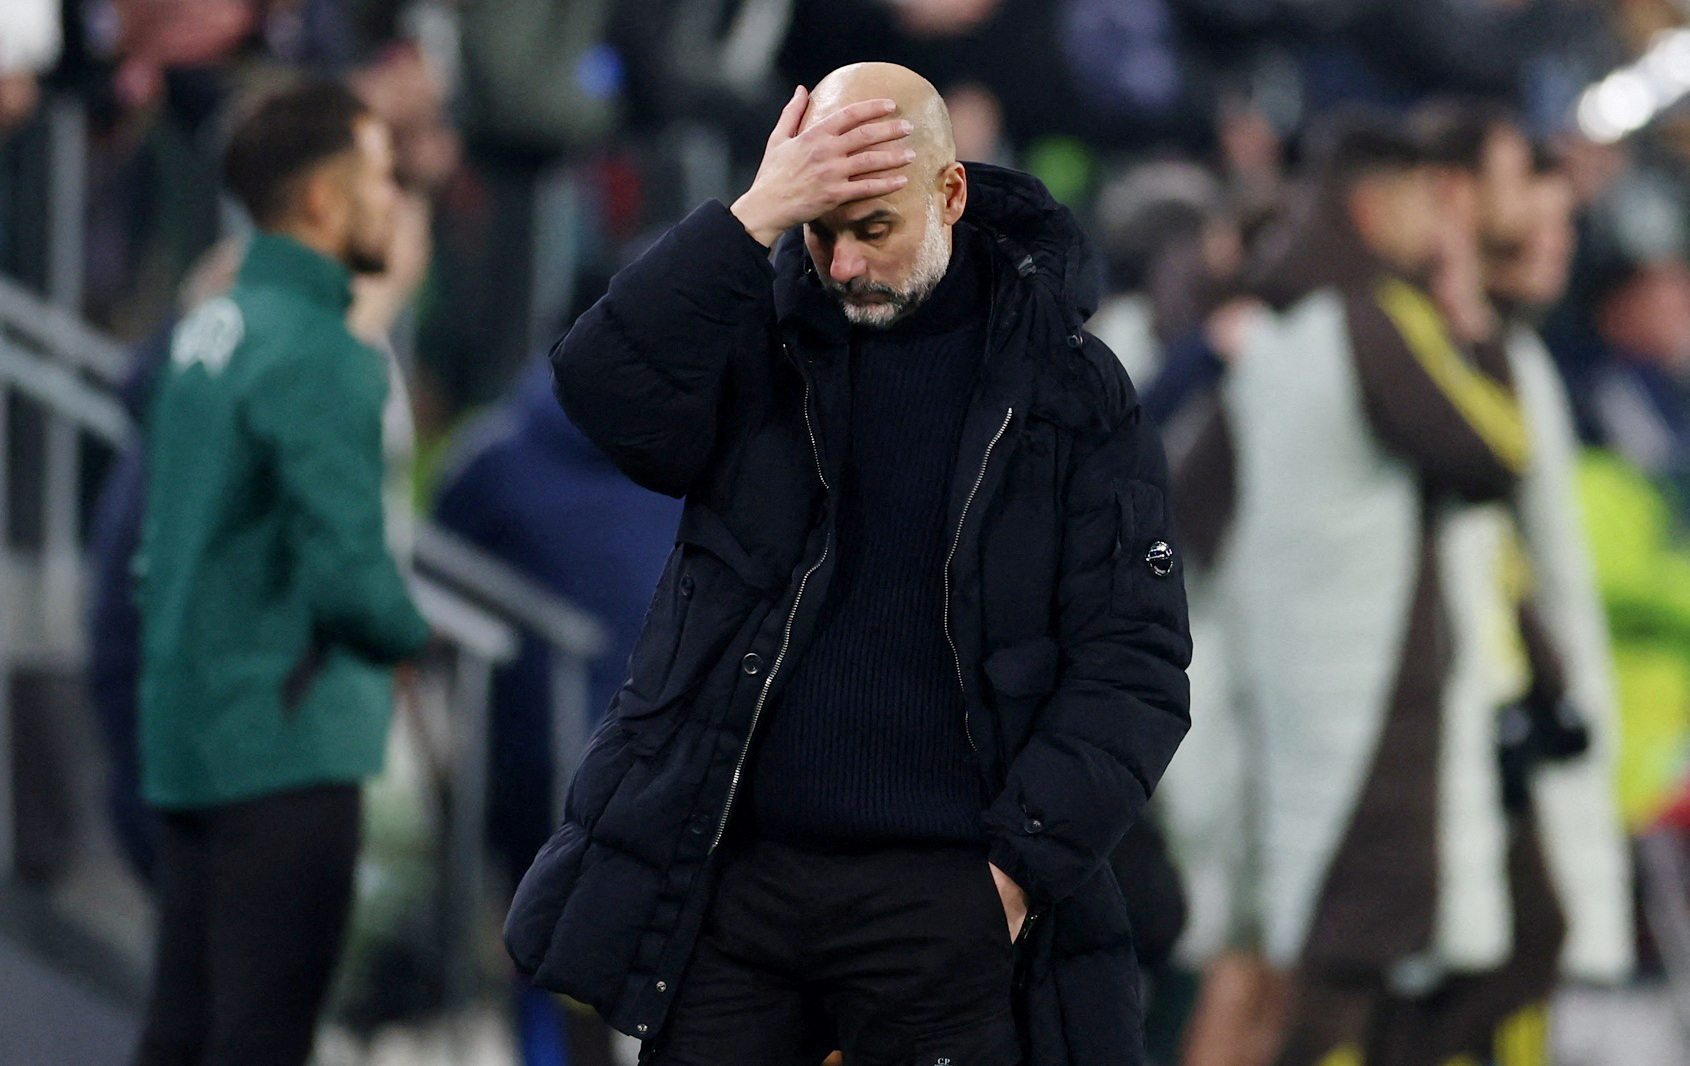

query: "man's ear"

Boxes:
[298, 162, 350, 238]
[941, 162, 967, 225]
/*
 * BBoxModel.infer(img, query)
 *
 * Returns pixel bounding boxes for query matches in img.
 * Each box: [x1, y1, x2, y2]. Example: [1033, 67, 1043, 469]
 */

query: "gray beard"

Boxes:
[827, 201, 951, 329]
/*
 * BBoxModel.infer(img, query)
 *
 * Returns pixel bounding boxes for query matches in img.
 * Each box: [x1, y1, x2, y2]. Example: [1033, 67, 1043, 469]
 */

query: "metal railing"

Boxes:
[0, 278, 129, 383]
[412, 523, 608, 818]
[0, 283, 129, 879]
[406, 577, 521, 1014]
[0, 274, 608, 1019]
[1639, 828, 1690, 1038]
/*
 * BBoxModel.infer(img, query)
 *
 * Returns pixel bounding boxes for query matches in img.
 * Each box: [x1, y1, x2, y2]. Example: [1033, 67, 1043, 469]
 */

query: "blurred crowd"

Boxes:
[10, 0, 1690, 1064]
[0, 0, 1672, 420]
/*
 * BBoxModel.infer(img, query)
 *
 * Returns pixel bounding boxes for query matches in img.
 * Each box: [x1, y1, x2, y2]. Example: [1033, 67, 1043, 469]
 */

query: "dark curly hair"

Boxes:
[223, 80, 371, 228]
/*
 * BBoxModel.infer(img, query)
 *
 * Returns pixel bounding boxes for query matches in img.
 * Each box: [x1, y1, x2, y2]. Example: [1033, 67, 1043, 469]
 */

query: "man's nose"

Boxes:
[830, 243, 865, 284]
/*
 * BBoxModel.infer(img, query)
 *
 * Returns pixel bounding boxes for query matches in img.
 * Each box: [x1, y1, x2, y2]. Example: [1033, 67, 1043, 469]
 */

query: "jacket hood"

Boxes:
[772, 162, 1105, 342]
[964, 161, 1105, 324]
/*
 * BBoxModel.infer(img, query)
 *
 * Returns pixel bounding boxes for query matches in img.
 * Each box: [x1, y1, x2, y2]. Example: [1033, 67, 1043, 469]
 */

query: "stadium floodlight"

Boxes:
[1578, 28, 1690, 144]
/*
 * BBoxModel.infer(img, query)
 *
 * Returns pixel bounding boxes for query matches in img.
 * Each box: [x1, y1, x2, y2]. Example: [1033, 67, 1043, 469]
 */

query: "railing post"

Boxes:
[528, 167, 579, 357]
[0, 379, 13, 879]
[443, 650, 494, 1016]
[549, 653, 592, 826]
[42, 410, 82, 653]
[1640, 828, 1690, 1037]
[678, 121, 731, 221]
[46, 97, 87, 314]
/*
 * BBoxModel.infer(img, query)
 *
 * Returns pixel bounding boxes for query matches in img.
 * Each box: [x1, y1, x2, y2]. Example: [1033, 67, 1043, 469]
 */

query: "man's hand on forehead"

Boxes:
[731, 86, 916, 249]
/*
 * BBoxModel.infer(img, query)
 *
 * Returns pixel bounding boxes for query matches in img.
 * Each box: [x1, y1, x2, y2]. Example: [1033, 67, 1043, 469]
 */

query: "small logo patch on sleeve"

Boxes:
[170, 297, 245, 377]
[1145, 540, 1174, 577]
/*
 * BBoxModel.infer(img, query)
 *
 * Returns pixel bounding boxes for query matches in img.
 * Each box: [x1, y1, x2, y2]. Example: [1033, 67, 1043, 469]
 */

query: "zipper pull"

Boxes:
[1015, 909, 1040, 947]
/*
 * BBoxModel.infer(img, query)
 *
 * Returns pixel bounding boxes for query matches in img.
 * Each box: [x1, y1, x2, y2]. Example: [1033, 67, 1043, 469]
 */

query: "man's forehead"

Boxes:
[815, 200, 904, 227]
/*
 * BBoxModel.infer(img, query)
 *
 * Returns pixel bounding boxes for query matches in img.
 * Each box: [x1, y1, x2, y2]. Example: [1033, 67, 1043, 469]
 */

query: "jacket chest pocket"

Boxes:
[980, 419, 1062, 614]
[980, 489, 1060, 634]
[1002, 419, 1061, 501]
[983, 635, 1061, 754]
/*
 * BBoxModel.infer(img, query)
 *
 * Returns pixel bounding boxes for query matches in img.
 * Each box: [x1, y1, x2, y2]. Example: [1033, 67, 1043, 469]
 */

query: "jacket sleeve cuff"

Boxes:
[687, 199, 779, 286]
[987, 835, 1047, 911]
[702, 198, 785, 260]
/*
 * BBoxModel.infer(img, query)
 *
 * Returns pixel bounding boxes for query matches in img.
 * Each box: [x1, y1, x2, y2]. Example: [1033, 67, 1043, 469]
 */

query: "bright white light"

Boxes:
[1641, 29, 1690, 92]
[1574, 28, 1690, 144]
[1578, 72, 1658, 143]
[1600, 72, 1658, 128]
[1576, 93, 1621, 143]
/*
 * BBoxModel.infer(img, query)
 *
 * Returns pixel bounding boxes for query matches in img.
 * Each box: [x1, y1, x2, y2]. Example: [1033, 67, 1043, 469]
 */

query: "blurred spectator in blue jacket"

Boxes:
[433, 356, 679, 1066]
[1584, 251, 1690, 515]
[433, 357, 681, 888]
[1544, 165, 1690, 518]
[85, 325, 170, 887]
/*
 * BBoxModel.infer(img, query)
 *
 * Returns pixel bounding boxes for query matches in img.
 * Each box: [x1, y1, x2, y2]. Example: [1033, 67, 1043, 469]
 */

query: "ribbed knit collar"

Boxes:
[238, 233, 354, 313]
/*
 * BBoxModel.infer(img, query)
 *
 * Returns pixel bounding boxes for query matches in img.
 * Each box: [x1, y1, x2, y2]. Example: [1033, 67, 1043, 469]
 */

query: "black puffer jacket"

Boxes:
[506, 164, 1192, 1064]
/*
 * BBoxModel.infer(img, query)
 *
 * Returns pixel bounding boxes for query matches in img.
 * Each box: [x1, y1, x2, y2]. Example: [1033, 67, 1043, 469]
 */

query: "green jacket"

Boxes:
[139, 235, 429, 809]
[1577, 448, 1690, 829]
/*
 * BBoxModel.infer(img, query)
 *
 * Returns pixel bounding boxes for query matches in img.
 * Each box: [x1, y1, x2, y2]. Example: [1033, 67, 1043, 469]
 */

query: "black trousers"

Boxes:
[133, 784, 361, 1066]
[647, 838, 1022, 1066]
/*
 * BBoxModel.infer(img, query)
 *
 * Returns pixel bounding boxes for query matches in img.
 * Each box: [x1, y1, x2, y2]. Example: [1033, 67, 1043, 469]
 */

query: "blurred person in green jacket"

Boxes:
[133, 80, 429, 1066]
[1577, 450, 1690, 833]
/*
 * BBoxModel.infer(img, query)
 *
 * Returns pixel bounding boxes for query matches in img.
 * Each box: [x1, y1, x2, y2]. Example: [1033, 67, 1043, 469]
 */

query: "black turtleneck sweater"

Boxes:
[750, 224, 990, 848]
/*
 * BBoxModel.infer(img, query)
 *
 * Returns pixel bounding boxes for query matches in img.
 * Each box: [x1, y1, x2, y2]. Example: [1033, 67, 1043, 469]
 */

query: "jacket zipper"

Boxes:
[710, 366, 830, 852]
[944, 406, 1014, 752]
[1015, 908, 1040, 947]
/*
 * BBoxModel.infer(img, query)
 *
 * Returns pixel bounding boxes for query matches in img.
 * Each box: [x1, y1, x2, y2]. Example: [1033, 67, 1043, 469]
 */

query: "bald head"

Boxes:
[792, 63, 968, 328]
[805, 63, 956, 179]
